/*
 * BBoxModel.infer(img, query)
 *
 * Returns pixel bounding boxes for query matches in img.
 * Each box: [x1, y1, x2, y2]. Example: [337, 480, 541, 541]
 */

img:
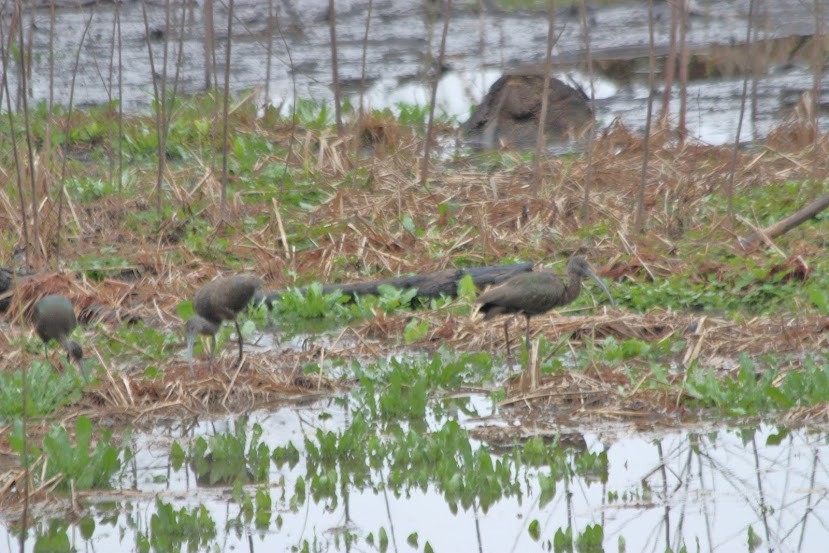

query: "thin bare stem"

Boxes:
[678, 0, 689, 143]
[203, 0, 216, 90]
[220, 0, 235, 221]
[660, 0, 679, 126]
[45, 0, 55, 179]
[166, 0, 187, 128]
[358, 0, 373, 119]
[15, 0, 39, 266]
[419, 0, 452, 192]
[328, 0, 343, 135]
[107, 2, 117, 187]
[0, 7, 29, 543]
[156, 0, 172, 217]
[264, 0, 274, 111]
[271, 1, 298, 199]
[635, 0, 656, 233]
[579, 0, 596, 223]
[56, 6, 95, 266]
[0, 0, 29, 268]
[533, 0, 556, 195]
[750, 0, 764, 122]
[116, 0, 123, 198]
[726, 0, 755, 229]
[140, 0, 164, 217]
[811, 0, 824, 188]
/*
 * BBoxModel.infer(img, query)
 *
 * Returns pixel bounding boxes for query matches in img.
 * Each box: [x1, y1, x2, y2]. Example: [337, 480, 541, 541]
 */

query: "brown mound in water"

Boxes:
[460, 74, 594, 149]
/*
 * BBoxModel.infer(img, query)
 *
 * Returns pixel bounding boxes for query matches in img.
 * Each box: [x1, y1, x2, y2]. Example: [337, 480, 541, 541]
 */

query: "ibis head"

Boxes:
[185, 275, 262, 374]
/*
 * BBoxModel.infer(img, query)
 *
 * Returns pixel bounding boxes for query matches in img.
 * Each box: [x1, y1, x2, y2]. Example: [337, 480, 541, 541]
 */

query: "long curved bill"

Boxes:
[587, 270, 616, 308]
[187, 333, 196, 376]
[75, 358, 89, 384]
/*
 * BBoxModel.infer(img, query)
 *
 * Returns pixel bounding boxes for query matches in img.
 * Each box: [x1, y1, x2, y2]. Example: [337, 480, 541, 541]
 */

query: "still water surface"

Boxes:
[3, 393, 827, 552]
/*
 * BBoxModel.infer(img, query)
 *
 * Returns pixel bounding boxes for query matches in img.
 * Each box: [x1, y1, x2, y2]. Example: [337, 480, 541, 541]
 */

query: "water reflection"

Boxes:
[3, 396, 828, 552]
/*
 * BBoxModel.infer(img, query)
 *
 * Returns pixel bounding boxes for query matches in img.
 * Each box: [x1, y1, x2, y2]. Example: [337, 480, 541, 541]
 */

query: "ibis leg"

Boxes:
[207, 335, 216, 372]
[503, 318, 513, 366]
[524, 315, 531, 348]
[234, 318, 244, 365]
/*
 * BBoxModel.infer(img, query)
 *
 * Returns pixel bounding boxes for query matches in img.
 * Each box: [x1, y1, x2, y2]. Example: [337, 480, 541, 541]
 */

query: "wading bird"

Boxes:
[185, 275, 262, 374]
[477, 255, 615, 357]
[33, 294, 87, 382]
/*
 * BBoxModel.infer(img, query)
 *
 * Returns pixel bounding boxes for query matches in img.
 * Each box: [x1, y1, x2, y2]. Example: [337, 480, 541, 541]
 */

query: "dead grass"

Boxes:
[0, 112, 827, 430]
[0, 110, 828, 513]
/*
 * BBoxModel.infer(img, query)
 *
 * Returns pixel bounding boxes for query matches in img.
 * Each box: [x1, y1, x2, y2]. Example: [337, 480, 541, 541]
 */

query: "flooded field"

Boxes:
[5, 0, 829, 144]
[1, 1, 829, 552]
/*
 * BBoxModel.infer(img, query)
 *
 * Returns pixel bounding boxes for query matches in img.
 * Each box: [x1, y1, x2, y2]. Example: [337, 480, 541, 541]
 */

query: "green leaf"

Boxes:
[529, 519, 541, 541]
[80, 516, 96, 540]
[379, 527, 389, 553]
[170, 441, 185, 469]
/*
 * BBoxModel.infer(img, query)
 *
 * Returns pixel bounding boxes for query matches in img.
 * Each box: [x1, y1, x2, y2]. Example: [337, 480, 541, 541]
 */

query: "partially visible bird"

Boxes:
[185, 275, 262, 375]
[33, 294, 87, 382]
[477, 255, 615, 355]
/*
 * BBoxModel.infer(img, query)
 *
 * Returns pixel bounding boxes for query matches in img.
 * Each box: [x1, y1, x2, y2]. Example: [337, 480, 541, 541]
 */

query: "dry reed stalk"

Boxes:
[726, 0, 756, 229]
[45, 1, 56, 183]
[678, 0, 689, 143]
[220, 0, 235, 222]
[116, 3, 124, 199]
[202, 0, 216, 90]
[419, 0, 451, 193]
[328, 0, 343, 136]
[659, 0, 679, 126]
[579, 0, 596, 223]
[15, 0, 39, 268]
[270, 5, 298, 192]
[358, 0, 373, 120]
[635, 0, 656, 234]
[811, 0, 824, 186]
[0, 5, 29, 268]
[533, 0, 556, 195]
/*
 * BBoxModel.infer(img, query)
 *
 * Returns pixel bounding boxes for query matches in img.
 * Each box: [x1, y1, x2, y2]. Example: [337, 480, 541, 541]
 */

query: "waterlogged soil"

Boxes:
[2, 395, 829, 552]
[2, 1, 829, 550]
[8, 0, 829, 144]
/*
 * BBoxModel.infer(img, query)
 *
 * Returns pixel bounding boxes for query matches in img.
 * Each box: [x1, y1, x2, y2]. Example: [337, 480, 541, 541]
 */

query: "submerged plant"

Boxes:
[181, 418, 270, 485]
[136, 499, 217, 553]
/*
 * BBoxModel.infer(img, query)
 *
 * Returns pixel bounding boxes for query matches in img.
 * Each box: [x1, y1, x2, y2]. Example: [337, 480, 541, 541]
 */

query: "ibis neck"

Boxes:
[564, 272, 582, 304]
[190, 316, 221, 336]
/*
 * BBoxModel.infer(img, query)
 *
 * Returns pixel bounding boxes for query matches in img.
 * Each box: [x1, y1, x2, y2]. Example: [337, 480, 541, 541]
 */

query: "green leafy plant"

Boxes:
[0, 360, 83, 419]
[10, 416, 127, 491]
[683, 354, 829, 415]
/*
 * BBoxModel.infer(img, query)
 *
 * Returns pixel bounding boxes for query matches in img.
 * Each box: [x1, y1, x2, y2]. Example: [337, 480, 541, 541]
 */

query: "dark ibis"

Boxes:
[33, 294, 87, 382]
[185, 275, 262, 374]
[477, 255, 615, 353]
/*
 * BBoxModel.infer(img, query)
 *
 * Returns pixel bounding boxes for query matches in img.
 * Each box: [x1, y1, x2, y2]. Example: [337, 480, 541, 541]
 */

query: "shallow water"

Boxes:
[3, 393, 828, 552]
[4, 0, 828, 145]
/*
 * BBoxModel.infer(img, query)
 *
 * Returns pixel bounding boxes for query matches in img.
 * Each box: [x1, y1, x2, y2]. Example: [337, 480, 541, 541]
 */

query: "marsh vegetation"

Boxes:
[1, 1, 828, 552]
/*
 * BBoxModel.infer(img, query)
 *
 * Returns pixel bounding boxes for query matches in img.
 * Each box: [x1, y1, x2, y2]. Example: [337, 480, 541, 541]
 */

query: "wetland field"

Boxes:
[1, 1, 829, 552]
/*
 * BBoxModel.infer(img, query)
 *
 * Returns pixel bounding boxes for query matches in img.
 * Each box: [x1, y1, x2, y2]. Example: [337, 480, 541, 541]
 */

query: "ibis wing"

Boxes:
[477, 272, 564, 317]
[193, 280, 219, 320]
[212, 276, 261, 318]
